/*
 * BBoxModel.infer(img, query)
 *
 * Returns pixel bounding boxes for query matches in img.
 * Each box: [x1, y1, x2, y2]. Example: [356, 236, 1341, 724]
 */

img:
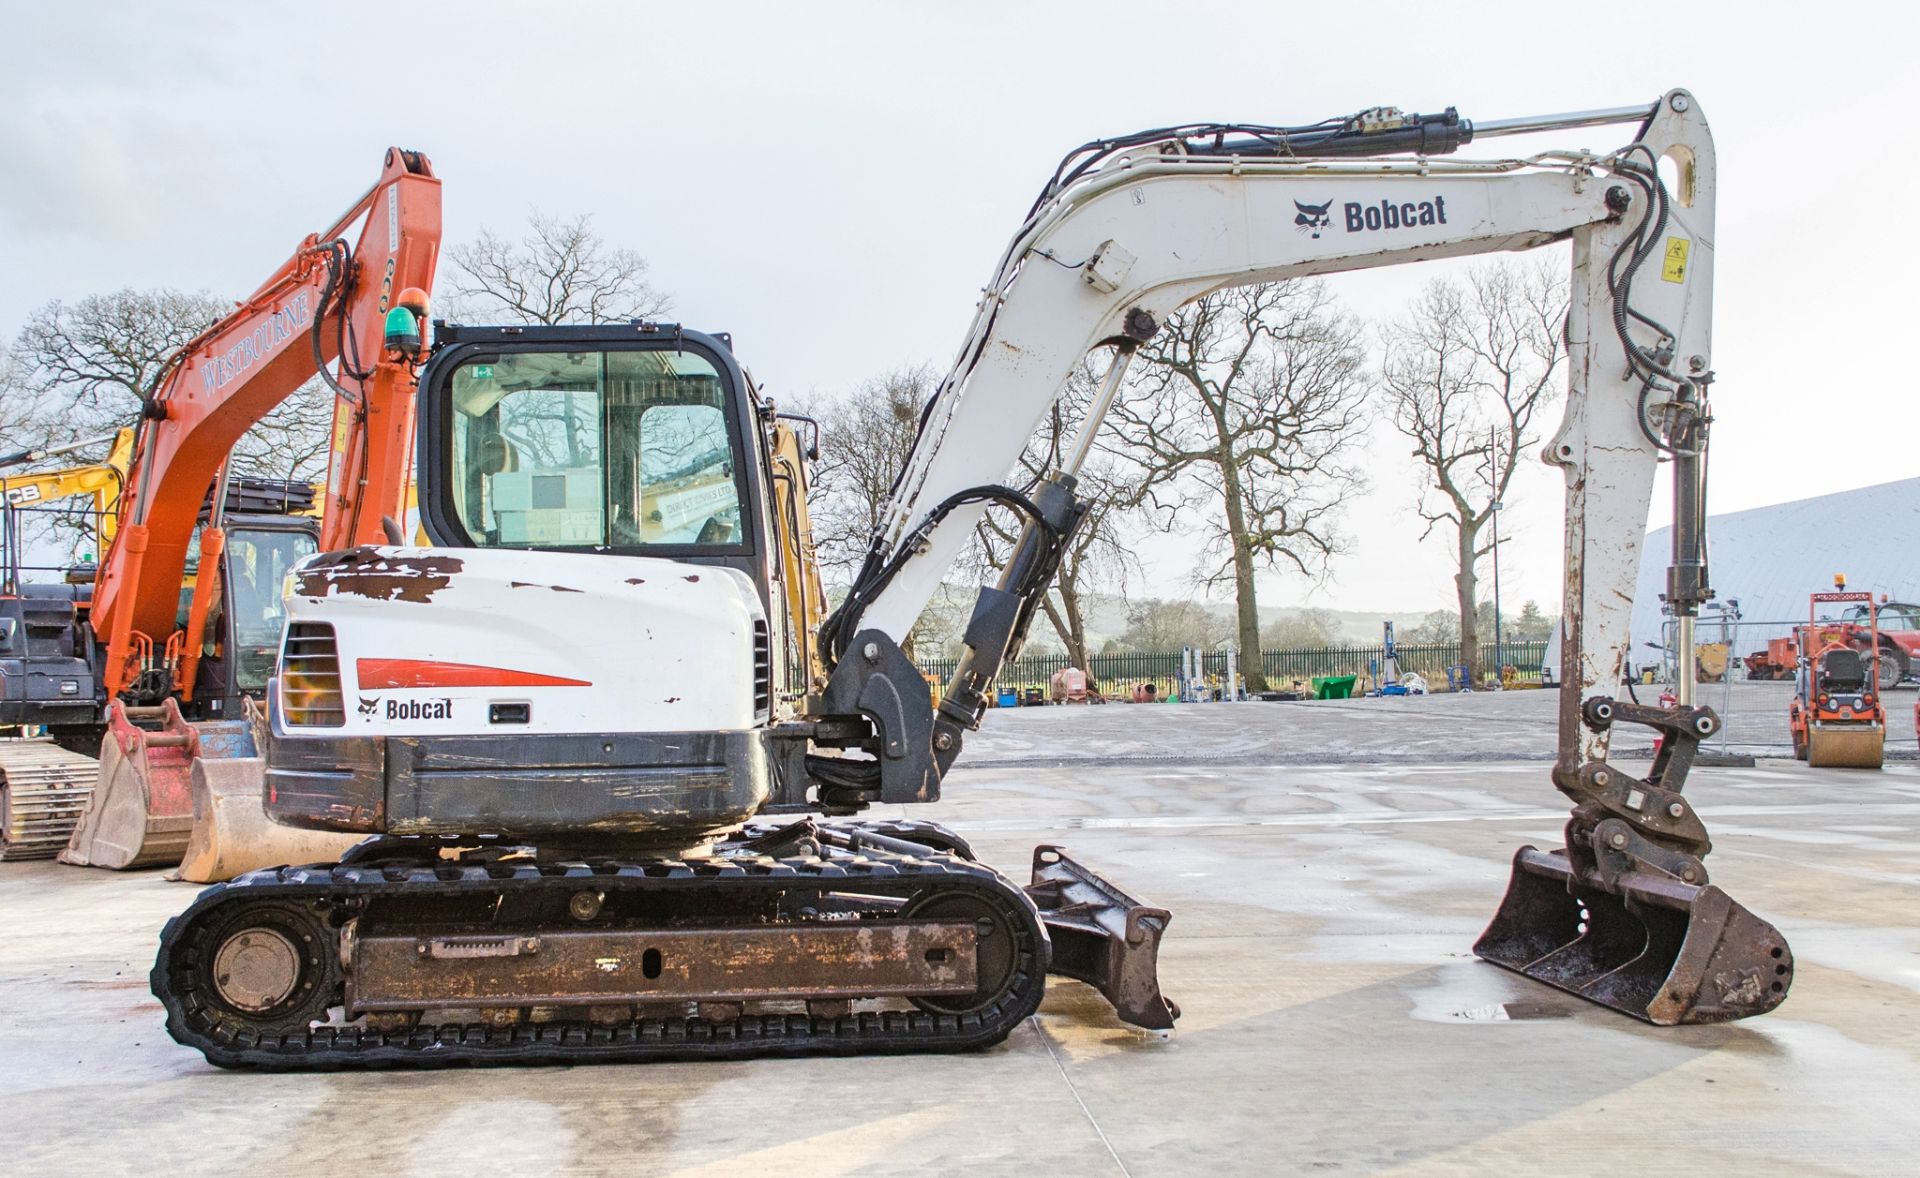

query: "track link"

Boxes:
[152, 831, 1048, 1070]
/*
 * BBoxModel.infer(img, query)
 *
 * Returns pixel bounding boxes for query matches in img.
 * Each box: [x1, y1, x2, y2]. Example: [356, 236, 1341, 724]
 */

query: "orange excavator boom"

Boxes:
[90, 148, 441, 697]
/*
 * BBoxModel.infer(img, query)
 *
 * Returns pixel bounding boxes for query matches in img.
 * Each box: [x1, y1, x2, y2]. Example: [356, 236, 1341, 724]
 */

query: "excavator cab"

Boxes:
[264, 324, 780, 840]
[181, 516, 321, 718]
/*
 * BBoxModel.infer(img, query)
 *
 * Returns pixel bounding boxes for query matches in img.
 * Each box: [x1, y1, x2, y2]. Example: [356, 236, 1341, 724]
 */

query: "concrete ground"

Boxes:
[2, 699, 1917, 1176]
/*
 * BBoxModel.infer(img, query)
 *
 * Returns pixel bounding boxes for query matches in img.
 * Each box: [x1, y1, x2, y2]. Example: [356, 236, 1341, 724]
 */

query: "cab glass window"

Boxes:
[226, 528, 318, 691]
[448, 350, 744, 549]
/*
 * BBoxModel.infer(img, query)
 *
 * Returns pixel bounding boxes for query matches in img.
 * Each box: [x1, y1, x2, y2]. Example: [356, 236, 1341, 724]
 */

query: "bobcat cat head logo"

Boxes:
[1294, 199, 1334, 238]
[358, 696, 379, 717]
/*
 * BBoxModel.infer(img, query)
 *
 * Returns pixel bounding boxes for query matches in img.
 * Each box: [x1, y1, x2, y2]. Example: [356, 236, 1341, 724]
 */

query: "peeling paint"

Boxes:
[294, 548, 464, 604]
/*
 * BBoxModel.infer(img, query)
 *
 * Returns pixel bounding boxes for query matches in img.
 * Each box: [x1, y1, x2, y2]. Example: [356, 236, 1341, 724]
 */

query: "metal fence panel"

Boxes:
[921, 639, 1550, 696]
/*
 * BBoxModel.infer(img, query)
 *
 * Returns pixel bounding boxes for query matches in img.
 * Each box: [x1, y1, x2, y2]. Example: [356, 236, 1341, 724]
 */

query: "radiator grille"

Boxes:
[752, 619, 772, 719]
[280, 622, 346, 727]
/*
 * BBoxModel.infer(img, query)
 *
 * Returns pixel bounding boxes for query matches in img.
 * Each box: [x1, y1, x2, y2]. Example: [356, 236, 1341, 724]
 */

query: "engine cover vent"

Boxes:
[752, 619, 772, 720]
[280, 622, 345, 727]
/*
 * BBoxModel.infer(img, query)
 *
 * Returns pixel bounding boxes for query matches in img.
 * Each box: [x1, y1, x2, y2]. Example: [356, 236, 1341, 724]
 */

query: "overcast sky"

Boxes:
[4, 1, 1913, 617]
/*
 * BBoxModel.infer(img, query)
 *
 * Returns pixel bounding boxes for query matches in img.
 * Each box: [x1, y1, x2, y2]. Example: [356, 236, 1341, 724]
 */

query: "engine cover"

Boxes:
[264, 546, 772, 839]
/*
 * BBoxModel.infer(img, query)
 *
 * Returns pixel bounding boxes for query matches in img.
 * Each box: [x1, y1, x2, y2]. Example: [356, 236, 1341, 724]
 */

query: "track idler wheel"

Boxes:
[188, 900, 341, 1035]
[901, 889, 1020, 1016]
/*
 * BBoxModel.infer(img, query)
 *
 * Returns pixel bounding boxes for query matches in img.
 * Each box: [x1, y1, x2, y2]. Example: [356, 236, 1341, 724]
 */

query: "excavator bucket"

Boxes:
[1805, 723, 1884, 768]
[173, 755, 361, 883]
[1476, 846, 1793, 1025]
[61, 701, 198, 869]
[62, 701, 261, 870]
[1026, 845, 1179, 1031]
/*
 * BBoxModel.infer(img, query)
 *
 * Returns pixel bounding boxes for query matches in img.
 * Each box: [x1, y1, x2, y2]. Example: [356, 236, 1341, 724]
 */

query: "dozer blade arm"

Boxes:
[1026, 845, 1179, 1032]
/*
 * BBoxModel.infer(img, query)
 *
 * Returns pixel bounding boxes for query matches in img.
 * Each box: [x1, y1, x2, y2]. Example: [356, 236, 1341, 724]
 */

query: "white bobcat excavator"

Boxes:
[151, 88, 1791, 1070]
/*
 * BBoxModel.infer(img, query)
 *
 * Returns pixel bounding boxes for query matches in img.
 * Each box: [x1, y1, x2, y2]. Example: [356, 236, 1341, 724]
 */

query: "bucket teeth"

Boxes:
[1475, 847, 1793, 1025]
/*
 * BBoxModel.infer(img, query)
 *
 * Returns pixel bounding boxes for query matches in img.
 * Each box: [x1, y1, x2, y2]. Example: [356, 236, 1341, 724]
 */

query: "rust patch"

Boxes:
[625, 578, 647, 586]
[683, 575, 700, 583]
[295, 548, 464, 603]
[508, 581, 584, 593]
[664, 697, 681, 704]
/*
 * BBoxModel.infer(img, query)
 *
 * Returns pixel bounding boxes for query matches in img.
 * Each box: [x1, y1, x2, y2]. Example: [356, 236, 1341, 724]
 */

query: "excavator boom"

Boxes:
[57, 149, 440, 877]
[93, 148, 440, 697]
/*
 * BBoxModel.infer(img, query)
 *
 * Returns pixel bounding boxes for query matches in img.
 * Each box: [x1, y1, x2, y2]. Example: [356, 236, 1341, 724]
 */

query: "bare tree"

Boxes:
[9, 289, 223, 432]
[6, 290, 336, 561]
[1109, 598, 1230, 653]
[801, 364, 932, 575]
[1261, 607, 1340, 651]
[1382, 259, 1567, 680]
[1108, 283, 1369, 690]
[228, 379, 337, 484]
[0, 345, 30, 442]
[1404, 608, 1461, 645]
[971, 357, 1141, 671]
[445, 210, 671, 326]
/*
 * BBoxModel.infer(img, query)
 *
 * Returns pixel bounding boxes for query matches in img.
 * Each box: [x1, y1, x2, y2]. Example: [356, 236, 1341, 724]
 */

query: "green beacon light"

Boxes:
[384, 306, 422, 359]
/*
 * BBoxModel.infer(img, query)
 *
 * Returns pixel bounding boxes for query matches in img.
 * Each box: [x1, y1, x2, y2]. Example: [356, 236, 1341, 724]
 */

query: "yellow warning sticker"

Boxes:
[1661, 236, 1690, 283]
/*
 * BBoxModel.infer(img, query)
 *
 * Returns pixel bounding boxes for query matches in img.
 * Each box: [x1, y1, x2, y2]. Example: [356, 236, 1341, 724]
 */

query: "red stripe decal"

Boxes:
[357, 658, 591, 690]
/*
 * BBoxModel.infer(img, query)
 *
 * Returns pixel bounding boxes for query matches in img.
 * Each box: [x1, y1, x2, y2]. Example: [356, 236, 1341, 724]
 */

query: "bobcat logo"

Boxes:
[1294, 199, 1333, 239]
[357, 696, 379, 718]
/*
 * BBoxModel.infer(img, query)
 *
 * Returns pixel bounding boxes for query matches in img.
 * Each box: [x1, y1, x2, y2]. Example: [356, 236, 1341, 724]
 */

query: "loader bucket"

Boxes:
[1026, 845, 1180, 1031]
[172, 756, 362, 883]
[60, 702, 196, 870]
[1805, 723, 1884, 769]
[1475, 847, 1793, 1025]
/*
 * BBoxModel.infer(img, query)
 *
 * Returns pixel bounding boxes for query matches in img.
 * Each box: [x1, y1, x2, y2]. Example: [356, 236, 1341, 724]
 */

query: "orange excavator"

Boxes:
[57, 148, 442, 876]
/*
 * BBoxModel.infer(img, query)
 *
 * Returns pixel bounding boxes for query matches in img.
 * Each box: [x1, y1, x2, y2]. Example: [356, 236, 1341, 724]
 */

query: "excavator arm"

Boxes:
[91, 148, 441, 698]
[813, 89, 1788, 1024]
[0, 429, 135, 551]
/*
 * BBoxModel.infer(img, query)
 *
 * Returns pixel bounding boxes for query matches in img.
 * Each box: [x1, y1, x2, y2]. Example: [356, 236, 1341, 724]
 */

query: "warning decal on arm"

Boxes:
[1661, 236, 1690, 283]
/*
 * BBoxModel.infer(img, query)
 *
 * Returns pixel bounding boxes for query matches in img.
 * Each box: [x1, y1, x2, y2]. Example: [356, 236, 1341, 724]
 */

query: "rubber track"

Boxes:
[151, 844, 1049, 1070]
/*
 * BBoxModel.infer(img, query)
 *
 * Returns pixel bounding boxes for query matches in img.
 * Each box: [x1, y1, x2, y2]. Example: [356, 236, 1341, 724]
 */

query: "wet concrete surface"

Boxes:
[967, 679, 1919, 766]
[2, 698, 1918, 1176]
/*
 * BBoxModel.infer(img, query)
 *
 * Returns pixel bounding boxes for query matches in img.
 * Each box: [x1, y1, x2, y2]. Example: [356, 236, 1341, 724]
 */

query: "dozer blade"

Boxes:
[172, 756, 362, 884]
[1026, 845, 1179, 1031]
[1806, 723, 1884, 769]
[1475, 846, 1793, 1025]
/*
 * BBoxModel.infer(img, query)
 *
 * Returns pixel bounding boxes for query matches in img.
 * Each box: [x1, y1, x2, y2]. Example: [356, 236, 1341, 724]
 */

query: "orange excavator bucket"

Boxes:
[1476, 697, 1793, 1024]
[61, 698, 358, 876]
[61, 700, 200, 869]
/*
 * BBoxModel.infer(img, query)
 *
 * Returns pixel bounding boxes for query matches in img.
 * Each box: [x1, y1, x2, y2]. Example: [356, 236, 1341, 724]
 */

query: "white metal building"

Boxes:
[1544, 476, 1920, 681]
